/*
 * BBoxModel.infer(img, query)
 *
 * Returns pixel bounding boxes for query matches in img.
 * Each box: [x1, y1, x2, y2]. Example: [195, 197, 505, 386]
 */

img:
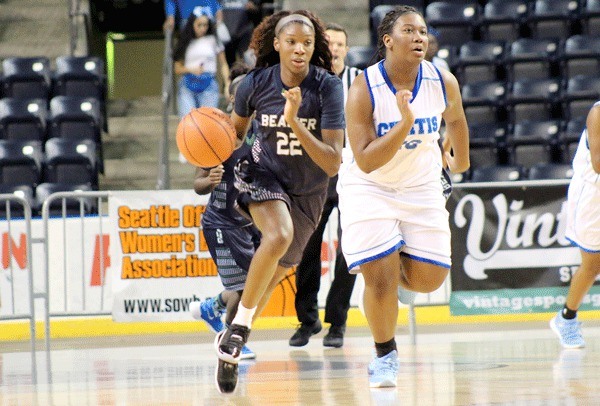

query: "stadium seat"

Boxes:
[528, 162, 573, 180]
[470, 164, 526, 182]
[455, 40, 506, 84]
[0, 98, 47, 142]
[434, 43, 459, 73]
[479, 0, 530, 41]
[562, 74, 600, 121]
[369, 5, 396, 46]
[43, 138, 98, 187]
[527, 0, 580, 40]
[425, 1, 481, 47]
[468, 121, 510, 167]
[35, 182, 96, 216]
[52, 55, 107, 132]
[1, 57, 51, 100]
[48, 96, 102, 142]
[0, 184, 35, 218]
[505, 38, 560, 81]
[507, 119, 562, 167]
[0, 140, 43, 188]
[561, 35, 600, 78]
[506, 78, 562, 123]
[346, 45, 377, 70]
[580, 0, 600, 36]
[461, 80, 507, 125]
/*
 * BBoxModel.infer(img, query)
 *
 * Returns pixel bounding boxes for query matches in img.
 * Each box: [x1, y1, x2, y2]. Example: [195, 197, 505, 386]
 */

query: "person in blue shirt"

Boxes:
[163, 0, 222, 32]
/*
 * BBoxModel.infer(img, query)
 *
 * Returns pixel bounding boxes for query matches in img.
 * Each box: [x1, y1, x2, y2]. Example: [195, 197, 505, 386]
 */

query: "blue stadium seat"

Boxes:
[1, 57, 51, 100]
[48, 96, 102, 142]
[507, 119, 562, 167]
[561, 35, 600, 78]
[527, 0, 580, 40]
[562, 74, 600, 121]
[456, 40, 506, 84]
[471, 164, 526, 182]
[505, 38, 561, 81]
[44, 138, 98, 187]
[0, 98, 47, 142]
[0, 184, 35, 218]
[506, 78, 562, 123]
[425, 1, 481, 47]
[35, 182, 96, 216]
[0, 140, 43, 188]
[346, 45, 377, 70]
[479, 0, 530, 41]
[528, 162, 573, 180]
[461, 80, 507, 125]
[580, 0, 600, 36]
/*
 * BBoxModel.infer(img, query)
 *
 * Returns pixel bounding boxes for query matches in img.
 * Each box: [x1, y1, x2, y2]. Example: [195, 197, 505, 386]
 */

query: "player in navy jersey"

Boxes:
[214, 10, 345, 393]
[339, 6, 469, 387]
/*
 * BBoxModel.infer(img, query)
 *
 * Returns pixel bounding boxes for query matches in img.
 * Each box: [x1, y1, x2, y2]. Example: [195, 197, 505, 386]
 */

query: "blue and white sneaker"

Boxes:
[368, 350, 399, 388]
[190, 298, 225, 333]
[398, 286, 416, 305]
[550, 311, 585, 349]
[240, 345, 256, 360]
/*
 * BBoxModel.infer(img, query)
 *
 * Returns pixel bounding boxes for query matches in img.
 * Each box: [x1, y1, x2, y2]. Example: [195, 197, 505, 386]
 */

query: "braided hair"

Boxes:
[248, 9, 333, 73]
[376, 5, 423, 61]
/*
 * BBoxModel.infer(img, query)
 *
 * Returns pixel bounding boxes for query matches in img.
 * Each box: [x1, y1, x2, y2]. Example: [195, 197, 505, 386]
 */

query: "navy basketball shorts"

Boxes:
[235, 157, 326, 268]
[203, 225, 261, 291]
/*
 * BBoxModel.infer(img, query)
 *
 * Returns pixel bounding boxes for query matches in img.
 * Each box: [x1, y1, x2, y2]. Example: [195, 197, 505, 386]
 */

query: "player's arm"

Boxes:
[193, 165, 224, 195]
[230, 112, 253, 148]
[587, 103, 600, 174]
[346, 74, 413, 173]
[230, 74, 255, 148]
[439, 69, 470, 174]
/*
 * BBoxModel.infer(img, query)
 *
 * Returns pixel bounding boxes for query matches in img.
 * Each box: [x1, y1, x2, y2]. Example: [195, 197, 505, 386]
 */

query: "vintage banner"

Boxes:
[447, 181, 600, 315]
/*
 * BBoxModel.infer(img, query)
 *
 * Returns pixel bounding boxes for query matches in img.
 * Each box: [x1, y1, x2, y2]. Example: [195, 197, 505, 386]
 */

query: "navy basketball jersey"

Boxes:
[201, 123, 256, 229]
[234, 64, 345, 196]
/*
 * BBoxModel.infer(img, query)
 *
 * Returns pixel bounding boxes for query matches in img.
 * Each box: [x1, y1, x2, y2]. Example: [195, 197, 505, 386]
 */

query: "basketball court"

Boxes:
[2, 318, 600, 405]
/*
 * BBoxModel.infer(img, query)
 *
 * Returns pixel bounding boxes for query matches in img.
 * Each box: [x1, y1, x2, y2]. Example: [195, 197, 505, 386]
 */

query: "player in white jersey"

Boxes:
[550, 101, 600, 349]
[338, 6, 469, 388]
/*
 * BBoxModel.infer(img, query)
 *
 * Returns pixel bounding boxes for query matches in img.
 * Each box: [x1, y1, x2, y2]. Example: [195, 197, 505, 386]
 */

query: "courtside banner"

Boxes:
[447, 180, 595, 315]
[109, 190, 223, 321]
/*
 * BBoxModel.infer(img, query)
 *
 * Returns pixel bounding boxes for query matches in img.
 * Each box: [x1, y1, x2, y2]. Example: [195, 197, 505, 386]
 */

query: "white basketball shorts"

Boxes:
[338, 179, 452, 272]
[566, 176, 600, 253]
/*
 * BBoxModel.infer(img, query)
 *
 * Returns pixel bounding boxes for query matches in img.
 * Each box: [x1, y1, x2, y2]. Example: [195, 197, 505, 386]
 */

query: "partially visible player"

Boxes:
[215, 9, 345, 393]
[550, 101, 600, 349]
[189, 62, 258, 360]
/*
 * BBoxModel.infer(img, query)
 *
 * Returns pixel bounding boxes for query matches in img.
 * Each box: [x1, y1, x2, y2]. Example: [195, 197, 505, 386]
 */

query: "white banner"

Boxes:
[109, 190, 225, 321]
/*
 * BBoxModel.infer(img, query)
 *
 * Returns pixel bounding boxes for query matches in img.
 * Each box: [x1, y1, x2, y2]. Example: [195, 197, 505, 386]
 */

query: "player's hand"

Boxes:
[282, 87, 302, 124]
[208, 165, 224, 184]
[396, 89, 414, 126]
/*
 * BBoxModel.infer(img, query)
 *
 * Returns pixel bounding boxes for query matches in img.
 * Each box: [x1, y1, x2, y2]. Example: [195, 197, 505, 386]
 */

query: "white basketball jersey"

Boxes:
[572, 100, 600, 185]
[344, 59, 447, 188]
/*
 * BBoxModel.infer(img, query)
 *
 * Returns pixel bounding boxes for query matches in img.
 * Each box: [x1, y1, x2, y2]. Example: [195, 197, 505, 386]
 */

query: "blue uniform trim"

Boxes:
[400, 252, 451, 269]
[347, 240, 405, 271]
[378, 60, 423, 103]
[432, 64, 448, 107]
[378, 60, 396, 95]
[566, 237, 600, 253]
[365, 67, 375, 112]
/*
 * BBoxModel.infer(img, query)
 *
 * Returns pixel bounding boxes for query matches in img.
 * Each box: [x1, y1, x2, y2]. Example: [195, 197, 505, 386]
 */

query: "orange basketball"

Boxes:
[176, 107, 237, 167]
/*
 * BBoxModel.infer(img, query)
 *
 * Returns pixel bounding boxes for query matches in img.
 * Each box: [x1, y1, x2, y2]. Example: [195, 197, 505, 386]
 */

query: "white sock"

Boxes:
[232, 304, 256, 328]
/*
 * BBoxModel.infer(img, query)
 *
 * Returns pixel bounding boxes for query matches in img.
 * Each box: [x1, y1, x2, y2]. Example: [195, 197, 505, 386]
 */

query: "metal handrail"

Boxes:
[157, 28, 175, 190]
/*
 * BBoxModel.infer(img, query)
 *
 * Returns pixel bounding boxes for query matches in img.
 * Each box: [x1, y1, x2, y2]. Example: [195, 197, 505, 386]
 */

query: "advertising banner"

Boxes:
[447, 181, 600, 315]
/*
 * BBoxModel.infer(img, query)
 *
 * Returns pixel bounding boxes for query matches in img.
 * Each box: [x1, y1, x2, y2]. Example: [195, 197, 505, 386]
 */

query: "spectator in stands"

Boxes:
[550, 101, 600, 349]
[289, 22, 360, 349]
[163, 0, 222, 32]
[220, 0, 262, 66]
[173, 9, 230, 162]
[425, 26, 450, 71]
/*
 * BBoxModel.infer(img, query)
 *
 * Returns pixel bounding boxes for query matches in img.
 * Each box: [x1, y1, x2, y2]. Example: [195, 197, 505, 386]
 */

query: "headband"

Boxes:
[275, 14, 315, 36]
